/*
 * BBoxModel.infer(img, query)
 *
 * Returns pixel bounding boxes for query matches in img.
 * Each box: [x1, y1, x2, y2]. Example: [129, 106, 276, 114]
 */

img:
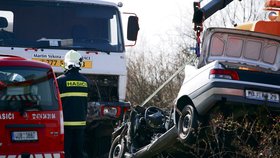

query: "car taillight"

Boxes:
[210, 69, 239, 80]
[101, 106, 121, 118]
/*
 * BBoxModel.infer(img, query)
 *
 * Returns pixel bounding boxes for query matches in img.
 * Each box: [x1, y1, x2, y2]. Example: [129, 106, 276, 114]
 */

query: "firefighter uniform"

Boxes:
[57, 50, 96, 158]
[57, 67, 92, 158]
[57, 50, 99, 158]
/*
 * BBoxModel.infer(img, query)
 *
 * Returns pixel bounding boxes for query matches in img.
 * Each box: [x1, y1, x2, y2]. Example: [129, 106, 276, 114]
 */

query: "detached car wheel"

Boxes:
[177, 105, 198, 144]
[109, 135, 125, 158]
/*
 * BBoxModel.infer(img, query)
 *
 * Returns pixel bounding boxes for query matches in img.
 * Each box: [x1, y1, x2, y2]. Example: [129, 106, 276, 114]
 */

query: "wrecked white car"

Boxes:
[175, 27, 280, 143]
[109, 28, 280, 158]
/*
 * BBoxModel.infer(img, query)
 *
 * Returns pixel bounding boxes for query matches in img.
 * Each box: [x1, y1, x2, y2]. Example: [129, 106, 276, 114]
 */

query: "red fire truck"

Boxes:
[0, 55, 64, 157]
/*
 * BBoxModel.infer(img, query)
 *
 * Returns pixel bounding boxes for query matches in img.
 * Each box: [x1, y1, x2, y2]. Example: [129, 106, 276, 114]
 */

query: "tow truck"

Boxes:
[109, 0, 280, 157]
[0, 0, 139, 157]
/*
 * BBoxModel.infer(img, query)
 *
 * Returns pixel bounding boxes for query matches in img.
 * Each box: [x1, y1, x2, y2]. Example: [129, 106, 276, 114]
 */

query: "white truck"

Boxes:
[0, 0, 139, 157]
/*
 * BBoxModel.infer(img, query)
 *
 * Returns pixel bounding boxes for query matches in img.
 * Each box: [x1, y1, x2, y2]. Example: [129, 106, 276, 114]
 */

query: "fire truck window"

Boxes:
[0, 68, 59, 111]
[8, 73, 25, 82]
[0, 72, 8, 81]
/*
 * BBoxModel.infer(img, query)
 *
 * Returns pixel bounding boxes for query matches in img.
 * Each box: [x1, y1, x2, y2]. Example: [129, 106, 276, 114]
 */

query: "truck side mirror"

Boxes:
[127, 16, 139, 41]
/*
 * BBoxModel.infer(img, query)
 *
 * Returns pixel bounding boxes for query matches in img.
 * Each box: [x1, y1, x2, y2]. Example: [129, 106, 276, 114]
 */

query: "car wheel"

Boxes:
[109, 135, 126, 158]
[177, 105, 198, 144]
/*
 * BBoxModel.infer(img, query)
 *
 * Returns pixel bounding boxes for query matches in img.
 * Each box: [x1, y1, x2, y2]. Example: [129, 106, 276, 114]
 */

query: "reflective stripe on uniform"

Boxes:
[64, 121, 86, 126]
[60, 92, 88, 98]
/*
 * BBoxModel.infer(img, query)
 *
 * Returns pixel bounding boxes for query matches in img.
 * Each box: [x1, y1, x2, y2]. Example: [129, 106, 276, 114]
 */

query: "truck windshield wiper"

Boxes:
[71, 46, 111, 54]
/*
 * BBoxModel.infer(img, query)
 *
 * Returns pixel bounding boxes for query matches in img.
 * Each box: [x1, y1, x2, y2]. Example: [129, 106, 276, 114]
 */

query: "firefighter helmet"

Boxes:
[64, 50, 83, 70]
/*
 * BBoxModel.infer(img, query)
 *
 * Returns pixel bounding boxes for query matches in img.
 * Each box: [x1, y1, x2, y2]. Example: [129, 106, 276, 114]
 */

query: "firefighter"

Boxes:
[57, 50, 96, 158]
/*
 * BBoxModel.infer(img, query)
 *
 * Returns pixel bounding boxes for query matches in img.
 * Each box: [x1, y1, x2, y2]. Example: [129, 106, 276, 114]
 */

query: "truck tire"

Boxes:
[177, 105, 198, 144]
[109, 135, 126, 158]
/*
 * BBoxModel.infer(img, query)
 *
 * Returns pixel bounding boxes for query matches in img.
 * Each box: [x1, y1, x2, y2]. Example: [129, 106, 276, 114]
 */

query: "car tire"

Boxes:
[177, 105, 198, 144]
[109, 135, 126, 158]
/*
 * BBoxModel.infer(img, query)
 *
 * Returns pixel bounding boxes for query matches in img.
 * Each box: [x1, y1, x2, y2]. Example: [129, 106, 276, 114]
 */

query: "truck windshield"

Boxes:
[0, 67, 59, 111]
[0, 1, 124, 52]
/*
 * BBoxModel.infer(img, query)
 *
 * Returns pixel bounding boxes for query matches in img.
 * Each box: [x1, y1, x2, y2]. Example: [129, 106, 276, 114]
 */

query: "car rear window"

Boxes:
[0, 67, 59, 111]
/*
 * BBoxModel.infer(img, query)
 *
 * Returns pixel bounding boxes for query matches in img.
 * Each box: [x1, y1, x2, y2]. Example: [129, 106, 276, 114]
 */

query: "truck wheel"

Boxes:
[177, 105, 198, 144]
[109, 135, 126, 158]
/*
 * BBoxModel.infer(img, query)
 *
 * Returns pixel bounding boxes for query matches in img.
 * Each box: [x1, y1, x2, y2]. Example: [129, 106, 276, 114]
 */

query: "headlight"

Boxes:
[102, 106, 119, 117]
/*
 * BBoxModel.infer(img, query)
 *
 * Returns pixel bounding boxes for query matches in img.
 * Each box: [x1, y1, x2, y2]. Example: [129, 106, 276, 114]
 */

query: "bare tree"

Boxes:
[126, 48, 193, 108]
[203, 0, 267, 28]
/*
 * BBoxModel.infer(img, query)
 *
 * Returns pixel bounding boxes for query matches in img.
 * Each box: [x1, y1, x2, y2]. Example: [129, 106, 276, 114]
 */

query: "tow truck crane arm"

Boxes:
[193, 0, 280, 41]
[193, 0, 234, 25]
[192, 0, 235, 57]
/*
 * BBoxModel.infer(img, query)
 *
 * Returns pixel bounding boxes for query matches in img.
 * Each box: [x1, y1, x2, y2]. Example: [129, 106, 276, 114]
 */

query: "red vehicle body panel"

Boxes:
[0, 55, 64, 157]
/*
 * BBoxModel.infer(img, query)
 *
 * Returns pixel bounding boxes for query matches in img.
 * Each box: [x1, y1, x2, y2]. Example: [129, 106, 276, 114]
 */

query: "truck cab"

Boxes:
[0, 55, 64, 157]
[0, 0, 139, 157]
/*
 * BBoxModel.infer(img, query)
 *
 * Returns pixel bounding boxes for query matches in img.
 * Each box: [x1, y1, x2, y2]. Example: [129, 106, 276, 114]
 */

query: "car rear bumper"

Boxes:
[189, 80, 280, 115]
